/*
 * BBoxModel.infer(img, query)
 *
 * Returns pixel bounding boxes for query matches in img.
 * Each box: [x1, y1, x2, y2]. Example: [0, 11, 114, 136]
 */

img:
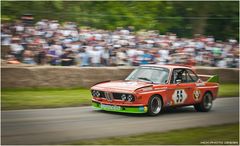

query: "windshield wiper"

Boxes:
[137, 77, 153, 83]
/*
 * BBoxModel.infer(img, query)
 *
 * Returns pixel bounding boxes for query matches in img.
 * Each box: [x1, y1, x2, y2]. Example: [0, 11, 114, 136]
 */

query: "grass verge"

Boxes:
[219, 84, 239, 97]
[70, 123, 239, 145]
[1, 88, 91, 110]
[1, 84, 239, 110]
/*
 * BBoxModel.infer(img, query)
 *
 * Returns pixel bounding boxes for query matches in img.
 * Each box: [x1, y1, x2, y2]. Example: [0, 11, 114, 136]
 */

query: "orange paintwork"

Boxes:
[91, 65, 219, 108]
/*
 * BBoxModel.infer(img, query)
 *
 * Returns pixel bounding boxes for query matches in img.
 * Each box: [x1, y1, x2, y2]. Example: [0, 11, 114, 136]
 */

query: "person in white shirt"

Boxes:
[89, 47, 101, 66]
[158, 48, 169, 64]
[126, 48, 136, 66]
[10, 38, 24, 60]
[101, 47, 110, 66]
[116, 49, 128, 66]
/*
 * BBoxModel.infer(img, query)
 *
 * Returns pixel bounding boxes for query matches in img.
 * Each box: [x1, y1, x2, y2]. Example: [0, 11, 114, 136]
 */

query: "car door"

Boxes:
[167, 68, 196, 106]
[185, 69, 201, 104]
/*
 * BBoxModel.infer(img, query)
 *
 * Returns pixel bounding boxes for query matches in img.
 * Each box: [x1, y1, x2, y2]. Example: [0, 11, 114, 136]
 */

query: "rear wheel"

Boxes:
[194, 92, 213, 112]
[147, 95, 162, 116]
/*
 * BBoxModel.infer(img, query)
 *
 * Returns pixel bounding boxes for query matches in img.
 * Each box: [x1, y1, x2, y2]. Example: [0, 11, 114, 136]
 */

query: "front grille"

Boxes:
[92, 90, 134, 101]
[104, 92, 113, 101]
[99, 91, 105, 98]
[112, 93, 122, 100]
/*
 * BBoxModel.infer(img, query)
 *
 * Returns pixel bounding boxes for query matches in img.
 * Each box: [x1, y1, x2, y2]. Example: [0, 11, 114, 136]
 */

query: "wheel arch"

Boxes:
[202, 90, 214, 101]
[150, 94, 164, 106]
[147, 93, 164, 116]
[204, 90, 213, 97]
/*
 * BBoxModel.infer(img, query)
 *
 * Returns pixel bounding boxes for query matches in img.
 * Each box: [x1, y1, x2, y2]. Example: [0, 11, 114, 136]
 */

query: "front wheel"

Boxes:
[194, 92, 213, 112]
[147, 95, 162, 116]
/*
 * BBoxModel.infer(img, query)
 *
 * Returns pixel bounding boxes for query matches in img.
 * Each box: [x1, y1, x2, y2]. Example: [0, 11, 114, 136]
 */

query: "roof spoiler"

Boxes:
[198, 74, 219, 83]
[207, 75, 219, 83]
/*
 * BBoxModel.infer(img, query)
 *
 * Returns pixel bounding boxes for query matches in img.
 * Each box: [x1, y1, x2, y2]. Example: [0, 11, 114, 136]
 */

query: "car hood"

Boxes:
[92, 80, 152, 93]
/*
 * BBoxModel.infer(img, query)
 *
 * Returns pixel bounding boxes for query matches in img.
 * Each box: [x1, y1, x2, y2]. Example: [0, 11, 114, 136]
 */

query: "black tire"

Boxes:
[147, 95, 162, 116]
[194, 92, 213, 112]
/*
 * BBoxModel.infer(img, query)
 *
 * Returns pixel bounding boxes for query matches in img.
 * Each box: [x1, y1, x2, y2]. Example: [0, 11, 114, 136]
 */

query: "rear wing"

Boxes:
[198, 74, 219, 83]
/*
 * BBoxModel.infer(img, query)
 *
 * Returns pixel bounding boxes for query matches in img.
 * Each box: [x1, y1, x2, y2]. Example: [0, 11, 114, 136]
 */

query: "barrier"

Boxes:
[1, 66, 239, 88]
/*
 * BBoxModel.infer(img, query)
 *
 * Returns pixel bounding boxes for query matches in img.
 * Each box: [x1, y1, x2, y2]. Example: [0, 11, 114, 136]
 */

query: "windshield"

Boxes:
[125, 67, 169, 84]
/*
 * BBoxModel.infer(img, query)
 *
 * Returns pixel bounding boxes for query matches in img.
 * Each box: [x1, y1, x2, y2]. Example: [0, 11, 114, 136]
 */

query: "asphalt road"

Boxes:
[2, 97, 239, 145]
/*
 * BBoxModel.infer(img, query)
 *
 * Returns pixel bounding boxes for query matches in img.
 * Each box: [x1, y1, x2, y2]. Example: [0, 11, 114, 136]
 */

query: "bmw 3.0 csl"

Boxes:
[91, 65, 219, 116]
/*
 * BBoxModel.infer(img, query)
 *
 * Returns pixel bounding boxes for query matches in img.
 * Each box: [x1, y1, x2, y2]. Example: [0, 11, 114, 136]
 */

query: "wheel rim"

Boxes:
[204, 94, 212, 109]
[151, 96, 161, 114]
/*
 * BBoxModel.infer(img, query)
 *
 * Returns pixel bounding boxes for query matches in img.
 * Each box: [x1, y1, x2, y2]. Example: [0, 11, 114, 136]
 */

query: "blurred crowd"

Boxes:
[1, 19, 239, 68]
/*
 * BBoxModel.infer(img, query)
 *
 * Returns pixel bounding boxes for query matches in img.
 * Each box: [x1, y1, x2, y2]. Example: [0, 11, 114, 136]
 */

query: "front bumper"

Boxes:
[92, 100, 148, 114]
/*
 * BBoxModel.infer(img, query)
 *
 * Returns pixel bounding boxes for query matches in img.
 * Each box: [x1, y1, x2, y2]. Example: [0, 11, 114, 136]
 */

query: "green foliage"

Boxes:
[1, 1, 238, 40]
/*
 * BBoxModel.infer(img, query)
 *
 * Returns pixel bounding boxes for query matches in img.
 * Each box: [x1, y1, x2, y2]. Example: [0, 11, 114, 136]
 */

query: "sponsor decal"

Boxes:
[172, 89, 187, 104]
[166, 99, 173, 106]
[139, 106, 144, 112]
[101, 104, 121, 111]
[196, 83, 205, 87]
[193, 89, 201, 100]
[139, 106, 148, 112]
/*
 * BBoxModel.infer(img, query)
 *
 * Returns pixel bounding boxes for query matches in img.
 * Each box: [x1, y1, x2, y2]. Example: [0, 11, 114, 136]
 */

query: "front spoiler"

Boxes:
[92, 101, 148, 114]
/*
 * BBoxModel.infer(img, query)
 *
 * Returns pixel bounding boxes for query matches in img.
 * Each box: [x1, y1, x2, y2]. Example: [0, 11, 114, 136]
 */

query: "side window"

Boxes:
[150, 69, 169, 84]
[171, 69, 198, 84]
[181, 70, 188, 83]
[171, 69, 187, 84]
[186, 69, 199, 82]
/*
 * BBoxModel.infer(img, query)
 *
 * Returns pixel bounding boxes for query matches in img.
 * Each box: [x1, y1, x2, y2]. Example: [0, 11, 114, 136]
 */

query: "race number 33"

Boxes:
[172, 89, 187, 104]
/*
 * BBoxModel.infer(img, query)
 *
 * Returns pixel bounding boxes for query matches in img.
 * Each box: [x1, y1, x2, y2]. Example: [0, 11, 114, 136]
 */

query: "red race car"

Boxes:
[91, 65, 219, 116]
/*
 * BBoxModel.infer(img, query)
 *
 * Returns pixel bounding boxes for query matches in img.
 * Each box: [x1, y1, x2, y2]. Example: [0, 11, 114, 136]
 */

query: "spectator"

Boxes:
[22, 50, 36, 64]
[78, 48, 90, 67]
[158, 48, 169, 64]
[116, 49, 128, 66]
[139, 49, 154, 65]
[89, 47, 101, 67]
[10, 37, 24, 61]
[1, 19, 239, 68]
[60, 50, 75, 66]
[6, 54, 21, 64]
[101, 47, 110, 66]
[36, 49, 46, 65]
[47, 46, 59, 65]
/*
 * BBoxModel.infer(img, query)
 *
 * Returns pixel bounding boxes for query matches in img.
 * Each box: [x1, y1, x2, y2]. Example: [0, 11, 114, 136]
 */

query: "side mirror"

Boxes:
[197, 79, 202, 83]
[176, 79, 181, 84]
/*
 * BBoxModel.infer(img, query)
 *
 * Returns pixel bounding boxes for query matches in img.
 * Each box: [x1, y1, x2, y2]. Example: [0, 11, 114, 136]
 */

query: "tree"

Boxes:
[1, 1, 239, 40]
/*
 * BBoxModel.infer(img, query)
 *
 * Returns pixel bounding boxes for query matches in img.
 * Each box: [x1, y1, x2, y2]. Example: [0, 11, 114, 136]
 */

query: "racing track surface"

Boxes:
[2, 97, 239, 144]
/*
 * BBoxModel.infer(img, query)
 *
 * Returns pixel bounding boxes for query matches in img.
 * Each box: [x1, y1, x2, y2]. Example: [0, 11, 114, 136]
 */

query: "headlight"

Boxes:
[127, 94, 134, 102]
[92, 90, 101, 97]
[95, 91, 100, 97]
[121, 94, 127, 100]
